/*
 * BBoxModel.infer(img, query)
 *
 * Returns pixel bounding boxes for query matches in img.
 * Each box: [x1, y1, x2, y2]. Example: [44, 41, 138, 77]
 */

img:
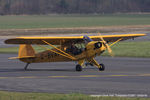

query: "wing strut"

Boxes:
[42, 40, 77, 60]
[110, 38, 123, 47]
[38, 45, 76, 60]
[87, 58, 101, 68]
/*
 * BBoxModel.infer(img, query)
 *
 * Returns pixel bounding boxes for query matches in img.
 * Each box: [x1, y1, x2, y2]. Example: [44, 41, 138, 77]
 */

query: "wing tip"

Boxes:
[4, 39, 10, 44]
[4, 38, 18, 44]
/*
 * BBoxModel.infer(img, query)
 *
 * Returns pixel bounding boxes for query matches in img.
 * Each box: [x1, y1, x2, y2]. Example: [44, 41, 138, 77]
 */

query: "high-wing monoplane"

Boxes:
[5, 34, 146, 71]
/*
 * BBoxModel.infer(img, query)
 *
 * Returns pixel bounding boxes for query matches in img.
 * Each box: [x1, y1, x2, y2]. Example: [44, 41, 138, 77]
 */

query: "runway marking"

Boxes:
[0, 73, 150, 79]
[49, 76, 69, 78]
[138, 74, 150, 76]
[17, 76, 38, 79]
[0, 77, 8, 79]
[79, 75, 99, 77]
[109, 75, 130, 77]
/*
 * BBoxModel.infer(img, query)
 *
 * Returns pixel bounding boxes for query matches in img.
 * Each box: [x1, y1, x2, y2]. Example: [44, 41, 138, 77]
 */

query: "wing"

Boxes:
[5, 36, 83, 45]
[90, 34, 146, 42]
[5, 34, 146, 45]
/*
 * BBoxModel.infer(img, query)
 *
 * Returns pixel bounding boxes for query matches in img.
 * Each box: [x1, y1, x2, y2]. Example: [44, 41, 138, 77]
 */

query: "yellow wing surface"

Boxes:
[5, 34, 146, 45]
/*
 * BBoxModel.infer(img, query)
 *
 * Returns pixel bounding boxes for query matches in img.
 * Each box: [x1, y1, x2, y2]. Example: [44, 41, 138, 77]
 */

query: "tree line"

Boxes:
[0, 0, 150, 15]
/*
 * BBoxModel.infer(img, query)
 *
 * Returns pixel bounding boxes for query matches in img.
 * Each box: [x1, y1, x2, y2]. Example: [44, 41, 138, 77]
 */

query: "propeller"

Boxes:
[98, 33, 114, 57]
[83, 34, 113, 57]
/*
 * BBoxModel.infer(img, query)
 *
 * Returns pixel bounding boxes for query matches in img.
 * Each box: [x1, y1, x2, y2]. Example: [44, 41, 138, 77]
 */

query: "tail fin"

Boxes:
[9, 44, 35, 59]
[18, 44, 35, 58]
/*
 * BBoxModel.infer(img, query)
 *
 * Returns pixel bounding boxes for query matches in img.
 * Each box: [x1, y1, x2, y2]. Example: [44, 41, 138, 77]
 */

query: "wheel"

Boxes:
[76, 64, 82, 71]
[99, 63, 105, 71]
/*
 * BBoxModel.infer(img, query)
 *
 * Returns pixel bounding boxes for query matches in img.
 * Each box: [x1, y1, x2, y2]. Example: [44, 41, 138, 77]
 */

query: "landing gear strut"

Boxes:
[76, 64, 82, 71]
[24, 63, 30, 70]
[85, 62, 93, 66]
[99, 63, 105, 71]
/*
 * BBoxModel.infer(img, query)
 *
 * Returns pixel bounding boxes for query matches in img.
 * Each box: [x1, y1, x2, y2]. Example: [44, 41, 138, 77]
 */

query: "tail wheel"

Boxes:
[99, 63, 105, 71]
[76, 64, 82, 71]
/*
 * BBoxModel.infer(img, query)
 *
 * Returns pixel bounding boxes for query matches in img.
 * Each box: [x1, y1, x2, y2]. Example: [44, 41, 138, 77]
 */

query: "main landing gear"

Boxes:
[75, 63, 105, 72]
[99, 63, 105, 71]
[76, 64, 82, 71]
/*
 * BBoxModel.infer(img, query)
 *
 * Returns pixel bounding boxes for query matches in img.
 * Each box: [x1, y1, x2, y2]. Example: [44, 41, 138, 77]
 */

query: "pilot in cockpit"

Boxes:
[66, 43, 79, 55]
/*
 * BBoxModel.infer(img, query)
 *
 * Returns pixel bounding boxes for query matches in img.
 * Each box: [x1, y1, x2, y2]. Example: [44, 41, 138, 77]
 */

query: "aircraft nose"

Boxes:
[100, 43, 107, 51]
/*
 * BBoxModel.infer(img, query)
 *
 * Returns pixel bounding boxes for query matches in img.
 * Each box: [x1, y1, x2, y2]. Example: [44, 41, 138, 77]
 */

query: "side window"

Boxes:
[65, 42, 86, 55]
[75, 43, 86, 49]
[75, 44, 81, 49]
[81, 43, 86, 49]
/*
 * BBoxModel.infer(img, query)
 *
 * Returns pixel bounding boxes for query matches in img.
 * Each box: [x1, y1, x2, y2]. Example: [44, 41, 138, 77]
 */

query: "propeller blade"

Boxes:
[98, 33, 114, 57]
[105, 43, 114, 57]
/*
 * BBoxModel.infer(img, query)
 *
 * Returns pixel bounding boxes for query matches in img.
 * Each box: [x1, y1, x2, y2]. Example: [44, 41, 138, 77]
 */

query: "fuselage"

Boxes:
[19, 41, 106, 63]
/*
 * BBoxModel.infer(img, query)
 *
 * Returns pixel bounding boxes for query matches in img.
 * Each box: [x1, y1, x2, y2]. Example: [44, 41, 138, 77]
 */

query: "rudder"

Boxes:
[18, 44, 35, 58]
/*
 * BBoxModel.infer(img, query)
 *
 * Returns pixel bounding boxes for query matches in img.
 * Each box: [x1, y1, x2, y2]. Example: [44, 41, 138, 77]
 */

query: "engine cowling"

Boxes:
[85, 41, 106, 58]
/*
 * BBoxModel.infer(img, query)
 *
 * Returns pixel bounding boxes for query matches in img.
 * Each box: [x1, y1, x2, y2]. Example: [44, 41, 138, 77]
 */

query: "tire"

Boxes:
[99, 63, 105, 71]
[76, 64, 82, 71]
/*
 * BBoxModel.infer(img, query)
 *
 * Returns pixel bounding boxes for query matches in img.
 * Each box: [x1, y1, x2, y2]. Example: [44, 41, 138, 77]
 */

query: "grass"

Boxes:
[0, 47, 18, 54]
[102, 41, 150, 58]
[0, 91, 149, 100]
[0, 45, 54, 54]
[0, 14, 150, 29]
[0, 41, 150, 58]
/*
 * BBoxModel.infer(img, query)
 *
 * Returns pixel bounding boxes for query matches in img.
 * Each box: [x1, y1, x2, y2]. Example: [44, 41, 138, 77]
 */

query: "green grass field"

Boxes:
[0, 41, 150, 58]
[0, 91, 149, 100]
[102, 41, 150, 58]
[0, 14, 150, 29]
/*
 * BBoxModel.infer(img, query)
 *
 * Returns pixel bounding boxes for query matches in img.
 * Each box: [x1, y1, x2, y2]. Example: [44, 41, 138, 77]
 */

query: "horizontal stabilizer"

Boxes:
[9, 56, 35, 59]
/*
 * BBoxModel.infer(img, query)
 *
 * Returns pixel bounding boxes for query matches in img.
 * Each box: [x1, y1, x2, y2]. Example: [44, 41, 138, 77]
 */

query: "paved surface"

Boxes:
[0, 54, 150, 97]
[0, 32, 150, 97]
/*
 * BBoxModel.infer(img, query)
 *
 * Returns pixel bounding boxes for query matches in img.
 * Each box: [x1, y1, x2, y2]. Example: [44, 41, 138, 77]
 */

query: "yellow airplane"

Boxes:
[5, 34, 146, 71]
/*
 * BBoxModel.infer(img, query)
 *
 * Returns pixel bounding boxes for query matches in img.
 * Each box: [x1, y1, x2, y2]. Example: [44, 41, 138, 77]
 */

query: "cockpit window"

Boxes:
[75, 43, 85, 49]
[66, 42, 86, 55]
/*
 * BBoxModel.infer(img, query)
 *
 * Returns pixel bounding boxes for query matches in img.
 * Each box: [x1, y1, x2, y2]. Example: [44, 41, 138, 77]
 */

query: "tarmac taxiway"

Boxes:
[0, 32, 150, 97]
[0, 54, 150, 97]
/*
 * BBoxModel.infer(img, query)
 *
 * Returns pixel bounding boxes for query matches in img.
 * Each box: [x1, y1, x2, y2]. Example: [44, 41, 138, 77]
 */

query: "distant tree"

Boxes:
[58, 0, 68, 13]
[0, 0, 150, 15]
